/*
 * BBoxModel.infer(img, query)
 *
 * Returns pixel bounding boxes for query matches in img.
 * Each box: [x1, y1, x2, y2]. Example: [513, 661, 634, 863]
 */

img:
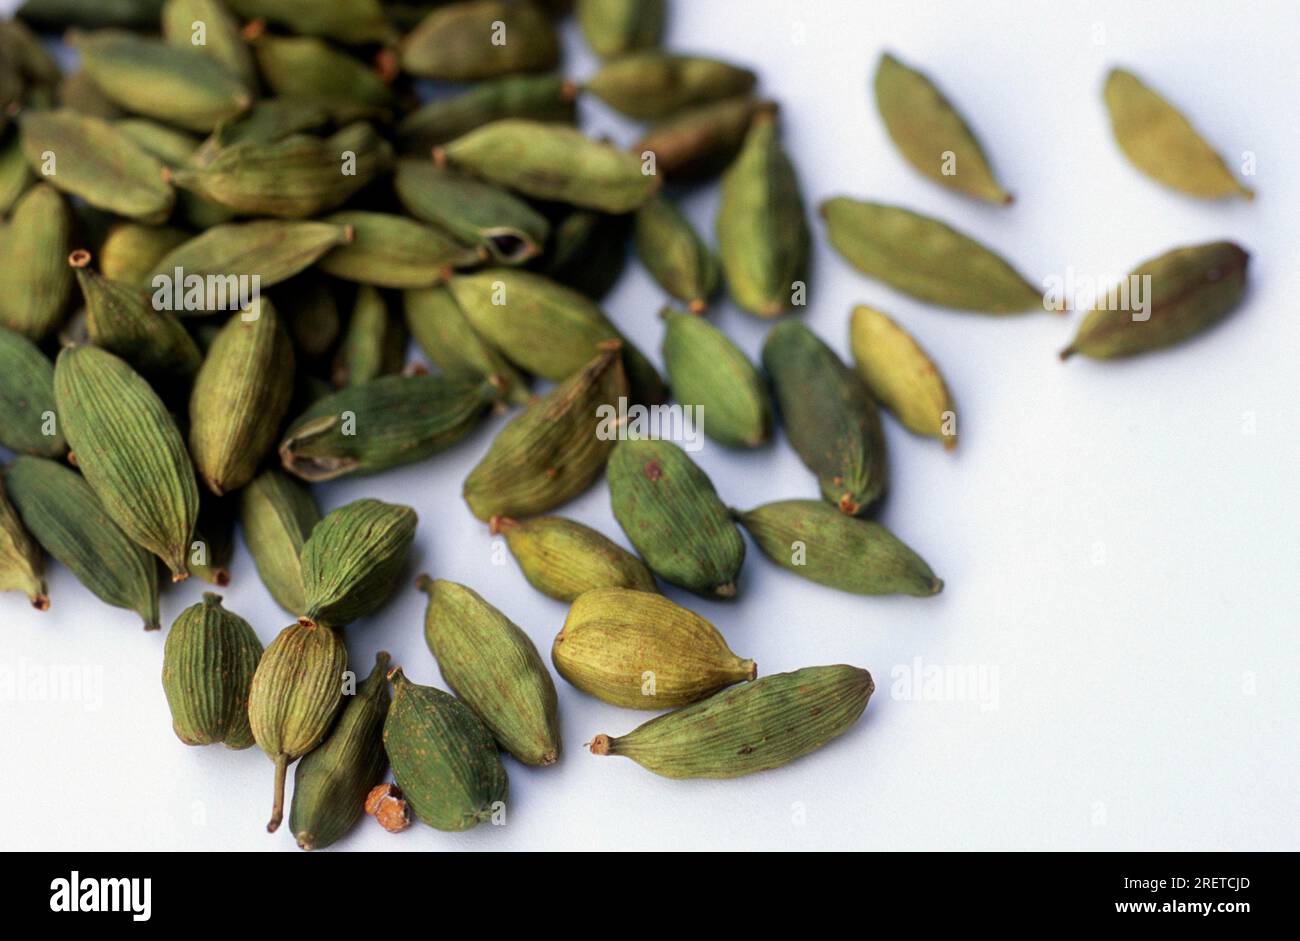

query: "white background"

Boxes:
[2, 0, 1297, 851]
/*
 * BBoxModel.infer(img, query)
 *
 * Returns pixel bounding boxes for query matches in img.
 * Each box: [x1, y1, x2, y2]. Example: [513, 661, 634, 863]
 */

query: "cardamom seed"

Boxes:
[849, 305, 957, 449]
[317, 210, 484, 288]
[239, 468, 320, 615]
[0, 326, 67, 458]
[491, 515, 657, 602]
[577, 0, 664, 59]
[403, 285, 531, 405]
[364, 782, 411, 834]
[0, 183, 73, 340]
[660, 307, 770, 448]
[0, 472, 47, 610]
[397, 74, 577, 154]
[399, 0, 558, 81]
[635, 96, 777, 183]
[299, 498, 417, 628]
[634, 195, 719, 312]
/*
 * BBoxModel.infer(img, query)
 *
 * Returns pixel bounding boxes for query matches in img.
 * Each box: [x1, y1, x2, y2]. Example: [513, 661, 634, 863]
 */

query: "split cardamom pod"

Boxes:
[299, 498, 417, 628]
[849, 305, 957, 449]
[239, 468, 320, 615]
[491, 515, 657, 602]
[660, 307, 770, 448]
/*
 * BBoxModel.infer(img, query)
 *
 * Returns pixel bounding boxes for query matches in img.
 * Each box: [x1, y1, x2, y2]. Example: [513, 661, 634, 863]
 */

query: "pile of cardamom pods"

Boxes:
[0, 0, 1252, 848]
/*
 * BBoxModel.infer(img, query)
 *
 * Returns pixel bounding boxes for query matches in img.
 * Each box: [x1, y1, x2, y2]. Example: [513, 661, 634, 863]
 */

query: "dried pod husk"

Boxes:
[437, 120, 660, 214]
[399, 1, 558, 81]
[0, 474, 47, 610]
[280, 373, 501, 482]
[299, 498, 417, 628]
[463, 344, 628, 521]
[716, 112, 809, 317]
[239, 468, 320, 615]
[5, 456, 160, 628]
[331, 284, 404, 387]
[290, 651, 392, 851]
[250, 30, 394, 124]
[0, 326, 66, 458]
[249, 620, 348, 833]
[403, 285, 531, 405]
[492, 515, 656, 602]
[418, 577, 560, 766]
[607, 438, 746, 598]
[187, 491, 236, 585]
[539, 207, 630, 301]
[223, 0, 392, 43]
[1, 128, 35, 217]
[762, 320, 886, 516]
[1104, 68, 1253, 201]
[577, 0, 664, 59]
[874, 52, 1012, 205]
[590, 664, 874, 779]
[820, 198, 1043, 314]
[396, 73, 577, 154]
[849, 305, 956, 449]
[162, 0, 259, 89]
[317, 211, 483, 288]
[585, 52, 755, 120]
[99, 224, 191, 285]
[634, 196, 718, 312]
[555, 588, 754, 709]
[636, 96, 777, 183]
[383, 668, 508, 832]
[735, 500, 942, 597]
[660, 307, 769, 449]
[1061, 241, 1249, 361]
[53, 345, 199, 580]
[0, 184, 73, 340]
[161, 592, 262, 748]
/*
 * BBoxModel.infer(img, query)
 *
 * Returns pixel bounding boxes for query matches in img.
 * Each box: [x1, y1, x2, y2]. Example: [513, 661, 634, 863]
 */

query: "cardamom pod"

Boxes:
[331, 284, 404, 387]
[397, 73, 576, 153]
[317, 210, 484, 288]
[0, 129, 34, 217]
[249, 620, 348, 832]
[635, 96, 777, 183]
[223, 0, 392, 44]
[0, 326, 67, 458]
[820, 197, 1043, 313]
[98, 223, 190, 285]
[249, 29, 394, 124]
[162, 0, 258, 89]
[1060, 241, 1249, 361]
[577, 0, 664, 59]
[299, 498, 417, 627]
[849, 305, 957, 449]
[734, 500, 942, 597]
[590, 664, 874, 779]
[634, 195, 719, 312]
[555, 588, 754, 709]
[56, 69, 124, 120]
[660, 307, 770, 448]
[277, 273, 341, 364]
[0, 473, 47, 610]
[161, 592, 262, 748]
[0, 183, 73, 340]
[608, 438, 746, 598]
[113, 118, 233, 229]
[403, 285, 531, 405]
[239, 468, 320, 614]
[418, 577, 561, 766]
[399, 0, 558, 81]
[383, 667, 509, 832]
[290, 651, 391, 851]
[196, 96, 331, 157]
[54, 345, 199, 580]
[491, 515, 657, 602]
[586, 52, 756, 120]
[5, 456, 160, 628]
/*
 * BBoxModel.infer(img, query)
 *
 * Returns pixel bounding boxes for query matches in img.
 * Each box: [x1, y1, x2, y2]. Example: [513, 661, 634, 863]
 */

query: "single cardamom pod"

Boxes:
[874, 51, 1012, 205]
[418, 577, 561, 766]
[849, 305, 957, 450]
[196, 96, 331, 158]
[762, 321, 887, 516]
[161, 0, 258, 88]
[437, 120, 661, 214]
[635, 96, 777, 183]
[0, 130, 34, 217]
[1061, 241, 1249, 361]
[735, 500, 942, 597]
[491, 515, 657, 602]
[0, 326, 67, 458]
[239, 468, 320, 615]
[716, 112, 809, 317]
[660, 307, 770, 448]
[277, 273, 341, 364]
[223, 0, 392, 44]
[249, 620, 348, 832]
[634, 195, 719, 312]
[5, 455, 160, 628]
[54, 345, 199, 580]
[1104, 67, 1253, 201]
[290, 651, 392, 851]
[99, 223, 190, 285]
[590, 664, 874, 779]
[537, 208, 631, 301]
[586, 52, 756, 120]
[577, 0, 664, 59]
[188, 491, 235, 586]
[0, 473, 47, 610]
[299, 498, 417, 627]
[331, 284, 404, 387]
[0, 183, 73, 340]
[161, 592, 262, 748]
[820, 197, 1044, 313]
[383, 667, 509, 832]
[56, 69, 125, 120]
[463, 344, 628, 521]
[317, 210, 484, 288]
[399, 0, 558, 80]
[555, 588, 754, 709]
[398, 73, 576, 153]
[249, 28, 394, 123]
[403, 285, 531, 405]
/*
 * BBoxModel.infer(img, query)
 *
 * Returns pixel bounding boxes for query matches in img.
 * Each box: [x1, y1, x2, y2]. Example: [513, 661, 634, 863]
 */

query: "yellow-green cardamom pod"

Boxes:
[317, 210, 484, 288]
[112, 118, 234, 230]
[590, 664, 875, 779]
[576, 0, 664, 59]
[400, 0, 558, 81]
[239, 468, 320, 615]
[396, 73, 577, 154]
[634, 196, 719, 312]
[223, 0, 393, 44]
[53, 345, 199, 580]
[196, 96, 332, 158]
[0, 325, 67, 458]
[636, 96, 777, 183]
[403, 285, 532, 405]
[56, 69, 125, 121]
[161, 592, 262, 748]
[0, 472, 47, 610]
[585, 52, 756, 120]
[0, 183, 73, 340]
[248, 28, 393, 124]
[98, 223, 190, 285]
[299, 498, 417, 628]
[249, 620, 348, 832]
[491, 515, 657, 602]
[331, 283, 404, 386]
[162, 0, 259, 89]
[418, 577, 561, 766]
[555, 588, 754, 709]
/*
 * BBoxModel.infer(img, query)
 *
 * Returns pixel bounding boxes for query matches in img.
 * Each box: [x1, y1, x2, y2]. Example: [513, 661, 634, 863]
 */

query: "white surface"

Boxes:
[2, 0, 1298, 851]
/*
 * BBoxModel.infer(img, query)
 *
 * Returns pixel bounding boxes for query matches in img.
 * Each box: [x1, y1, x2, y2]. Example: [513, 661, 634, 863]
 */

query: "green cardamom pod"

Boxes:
[716, 112, 809, 317]
[1060, 241, 1249, 361]
[0, 15, 62, 87]
[99, 223, 190, 285]
[239, 468, 320, 615]
[187, 491, 235, 585]
[383, 667, 509, 832]
[1104, 67, 1253, 201]
[113, 118, 234, 230]
[555, 588, 754, 709]
[400, 0, 558, 81]
[397, 74, 576, 154]
[849, 305, 957, 449]
[299, 498, 417, 627]
[224, 0, 392, 44]
[0, 183, 73, 340]
[874, 51, 1012, 205]
[249, 620, 348, 832]
[403, 285, 531, 405]
[54, 345, 199, 580]
[636, 96, 777, 183]
[0, 473, 47, 610]
[162, 0, 259, 89]
[463, 344, 628, 521]
[331, 284, 404, 387]
[196, 96, 331, 158]
[660, 307, 770, 449]
[634, 195, 718, 312]
[608, 438, 746, 598]
[317, 210, 484, 288]
[418, 577, 561, 766]
[0, 326, 66, 458]
[18, 0, 166, 32]
[762, 320, 887, 515]
[56, 69, 125, 120]
[161, 592, 262, 748]
[437, 120, 660, 214]
[577, 0, 664, 59]
[249, 29, 394, 124]
[5, 455, 160, 628]
[734, 500, 942, 597]
[0, 129, 35, 217]
[491, 515, 656, 602]
[590, 664, 874, 779]
[538, 208, 631, 301]
[290, 650, 391, 851]
[820, 197, 1044, 314]
[586, 52, 756, 120]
